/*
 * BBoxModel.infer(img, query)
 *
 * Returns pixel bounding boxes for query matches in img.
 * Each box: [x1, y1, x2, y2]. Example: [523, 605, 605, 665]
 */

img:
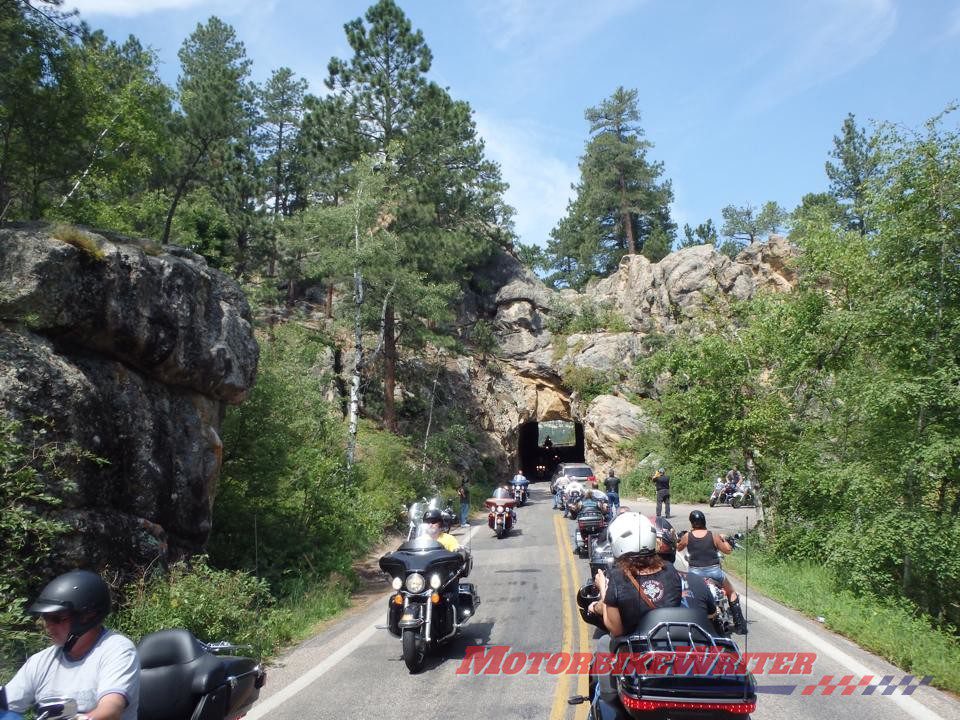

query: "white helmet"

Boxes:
[608, 512, 658, 559]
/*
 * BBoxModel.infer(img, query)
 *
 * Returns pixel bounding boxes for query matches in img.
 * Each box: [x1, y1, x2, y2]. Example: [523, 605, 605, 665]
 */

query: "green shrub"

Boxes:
[114, 557, 286, 655]
[561, 365, 613, 404]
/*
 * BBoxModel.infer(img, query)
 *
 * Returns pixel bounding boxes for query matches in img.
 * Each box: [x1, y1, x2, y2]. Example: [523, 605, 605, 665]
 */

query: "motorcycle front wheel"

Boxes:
[709, 496, 717, 507]
[731, 496, 743, 509]
[402, 628, 427, 673]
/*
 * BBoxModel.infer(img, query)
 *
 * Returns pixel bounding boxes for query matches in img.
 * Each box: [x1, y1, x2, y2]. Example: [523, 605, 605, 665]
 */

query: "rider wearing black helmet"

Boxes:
[3, 570, 140, 720]
[422, 508, 461, 551]
[677, 510, 747, 634]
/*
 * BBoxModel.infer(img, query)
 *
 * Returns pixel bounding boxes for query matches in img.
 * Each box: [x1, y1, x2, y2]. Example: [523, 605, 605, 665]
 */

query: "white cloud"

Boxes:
[473, 0, 646, 54]
[743, 0, 897, 113]
[475, 112, 578, 248]
[65, 0, 209, 16]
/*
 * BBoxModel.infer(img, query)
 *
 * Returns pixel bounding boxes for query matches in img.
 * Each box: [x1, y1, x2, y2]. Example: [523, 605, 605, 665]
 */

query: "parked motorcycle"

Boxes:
[731, 479, 756, 508]
[379, 535, 479, 673]
[572, 586, 756, 720]
[708, 477, 737, 507]
[485, 495, 517, 538]
[1, 631, 266, 720]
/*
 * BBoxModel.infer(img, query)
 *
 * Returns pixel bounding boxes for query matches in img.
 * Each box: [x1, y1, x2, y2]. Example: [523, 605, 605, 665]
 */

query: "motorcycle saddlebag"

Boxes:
[457, 582, 479, 622]
[578, 510, 606, 536]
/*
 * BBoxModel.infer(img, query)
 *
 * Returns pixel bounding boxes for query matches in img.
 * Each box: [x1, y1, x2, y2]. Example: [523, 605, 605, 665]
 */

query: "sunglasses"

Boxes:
[426, 520, 441, 525]
[41, 613, 72, 625]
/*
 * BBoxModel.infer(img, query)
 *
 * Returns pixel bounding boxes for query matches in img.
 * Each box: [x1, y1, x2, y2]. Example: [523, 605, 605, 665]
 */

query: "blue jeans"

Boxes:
[606, 491, 620, 513]
[688, 563, 725, 583]
[460, 502, 469, 526]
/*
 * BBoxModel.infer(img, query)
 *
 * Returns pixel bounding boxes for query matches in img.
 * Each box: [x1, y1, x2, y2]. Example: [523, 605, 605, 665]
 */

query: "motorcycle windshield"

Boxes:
[379, 540, 463, 578]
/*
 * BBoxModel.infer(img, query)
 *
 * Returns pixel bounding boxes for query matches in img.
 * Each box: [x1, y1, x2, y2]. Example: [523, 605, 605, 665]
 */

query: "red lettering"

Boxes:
[646, 652, 671, 675]
[546, 653, 571, 674]
[591, 653, 614, 675]
[526, 652, 551, 674]
[622, 652, 651, 675]
[456, 645, 509, 675]
[611, 653, 634, 675]
[567, 652, 593, 674]
[712, 652, 738, 676]
[749, 652, 775, 674]
[769, 653, 794, 675]
[791, 652, 816, 675]
[502, 652, 527, 675]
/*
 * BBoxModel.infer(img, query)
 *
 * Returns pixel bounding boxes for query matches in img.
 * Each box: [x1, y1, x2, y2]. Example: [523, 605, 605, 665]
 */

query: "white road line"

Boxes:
[244, 622, 379, 719]
[748, 598, 945, 720]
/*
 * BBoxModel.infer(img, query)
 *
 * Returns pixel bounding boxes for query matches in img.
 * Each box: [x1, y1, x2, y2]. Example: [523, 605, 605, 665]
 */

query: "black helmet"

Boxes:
[423, 508, 443, 524]
[29, 570, 111, 652]
[689, 510, 707, 528]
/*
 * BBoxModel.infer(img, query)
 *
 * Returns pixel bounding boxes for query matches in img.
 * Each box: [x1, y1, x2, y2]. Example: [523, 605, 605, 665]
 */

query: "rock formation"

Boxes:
[0, 223, 258, 574]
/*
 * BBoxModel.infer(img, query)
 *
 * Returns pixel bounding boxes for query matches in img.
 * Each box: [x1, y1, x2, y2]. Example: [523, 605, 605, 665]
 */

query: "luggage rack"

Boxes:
[615, 620, 746, 677]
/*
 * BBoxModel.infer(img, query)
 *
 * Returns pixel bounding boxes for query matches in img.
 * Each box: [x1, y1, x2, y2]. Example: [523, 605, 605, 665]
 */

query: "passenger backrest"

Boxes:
[137, 629, 225, 720]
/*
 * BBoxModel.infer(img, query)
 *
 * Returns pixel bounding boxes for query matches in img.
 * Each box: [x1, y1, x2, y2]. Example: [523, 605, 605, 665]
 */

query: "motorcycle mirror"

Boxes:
[34, 698, 78, 720]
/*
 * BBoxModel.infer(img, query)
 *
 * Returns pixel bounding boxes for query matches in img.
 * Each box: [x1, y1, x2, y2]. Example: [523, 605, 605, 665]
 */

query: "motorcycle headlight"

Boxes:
[405, 573, 426, 593]
[392, 577, 402, 590]
[497, 505, 504, 513]
[429, 573, 442, 590]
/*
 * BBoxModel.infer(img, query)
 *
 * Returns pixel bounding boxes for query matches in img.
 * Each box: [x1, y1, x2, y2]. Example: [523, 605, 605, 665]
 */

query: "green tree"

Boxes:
[546, 87, 674, 286]
[719, 201, 787, 256]
[162, 17, 253, 245]
[322, 0, 510, 432]
[825, 112, 879, 235]
[680, 219, 719, 248]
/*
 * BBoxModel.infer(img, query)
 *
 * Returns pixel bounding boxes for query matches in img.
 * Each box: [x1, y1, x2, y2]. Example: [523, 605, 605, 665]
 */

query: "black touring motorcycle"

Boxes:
[379, 536, 480, 673]
[1, 630, 265, 720]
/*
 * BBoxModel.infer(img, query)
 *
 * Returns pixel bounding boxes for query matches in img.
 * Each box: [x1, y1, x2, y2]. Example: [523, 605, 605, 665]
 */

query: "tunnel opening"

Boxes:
[517, 419, 584, 482]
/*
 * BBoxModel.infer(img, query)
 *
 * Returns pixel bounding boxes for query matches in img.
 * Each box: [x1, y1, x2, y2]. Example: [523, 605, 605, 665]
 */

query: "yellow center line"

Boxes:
[549, 513, 574, 720]
[558, 515, 592, 720]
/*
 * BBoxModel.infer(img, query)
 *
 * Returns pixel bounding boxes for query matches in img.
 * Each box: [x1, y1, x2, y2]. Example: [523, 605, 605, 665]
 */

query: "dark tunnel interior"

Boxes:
[517, 420, 584, 481]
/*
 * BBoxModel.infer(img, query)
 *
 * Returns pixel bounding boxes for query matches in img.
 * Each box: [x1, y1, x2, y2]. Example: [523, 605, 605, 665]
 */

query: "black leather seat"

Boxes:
[137, 629, 226, 720]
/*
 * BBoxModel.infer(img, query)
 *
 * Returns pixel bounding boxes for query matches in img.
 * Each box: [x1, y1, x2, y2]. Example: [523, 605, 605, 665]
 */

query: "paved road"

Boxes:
[246, 486, 959, 720]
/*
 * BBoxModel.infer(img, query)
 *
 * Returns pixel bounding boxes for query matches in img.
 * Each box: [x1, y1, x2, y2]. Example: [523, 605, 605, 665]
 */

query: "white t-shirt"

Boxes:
[5, 629, 139, 720]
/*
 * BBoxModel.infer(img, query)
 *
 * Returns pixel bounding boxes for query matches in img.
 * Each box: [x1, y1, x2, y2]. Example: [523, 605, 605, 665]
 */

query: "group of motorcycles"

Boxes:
[560, 489, 756, 719]
[709, 477, 757, 509]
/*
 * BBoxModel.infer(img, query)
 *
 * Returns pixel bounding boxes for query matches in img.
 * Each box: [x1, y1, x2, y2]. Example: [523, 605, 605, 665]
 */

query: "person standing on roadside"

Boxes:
[652, 467, 670, 518]
[603, 468, 621, 515]
[457, 479, 470, 528]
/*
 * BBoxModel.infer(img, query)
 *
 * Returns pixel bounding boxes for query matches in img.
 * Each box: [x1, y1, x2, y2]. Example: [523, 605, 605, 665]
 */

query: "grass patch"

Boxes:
[726, 546, 960, 693]
[52, 224, 106, 260]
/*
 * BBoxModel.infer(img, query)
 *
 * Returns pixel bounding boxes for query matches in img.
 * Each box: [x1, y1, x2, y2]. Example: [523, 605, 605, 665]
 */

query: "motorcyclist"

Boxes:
[571, 489, 605, 552]
[511, 467, 527, 485]
[676, 510, 747, 634]
[725, 466, 743, 493]
[422, 508, 460, 551]
[653, 517, 718, 624]
[2, 570, 140, 720]
[490, 484, 518, 526]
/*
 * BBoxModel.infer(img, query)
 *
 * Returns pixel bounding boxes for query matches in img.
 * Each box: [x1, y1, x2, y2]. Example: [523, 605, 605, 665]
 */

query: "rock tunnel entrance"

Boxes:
[517, 419, 585, 482]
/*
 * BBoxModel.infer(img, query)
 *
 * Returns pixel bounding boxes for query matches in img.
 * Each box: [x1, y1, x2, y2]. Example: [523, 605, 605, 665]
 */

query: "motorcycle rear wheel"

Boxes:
[402, 628, 427, 673]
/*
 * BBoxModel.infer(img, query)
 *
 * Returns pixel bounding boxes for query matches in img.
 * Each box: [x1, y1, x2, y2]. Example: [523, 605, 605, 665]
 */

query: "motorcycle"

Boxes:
[708, 478, 736, 507]
[572, 586, 756, 720]
[730, 479, 756, 509]
[1, 631, 266, 720]
[564, 484, 584, 519]
[510, 476, 530, 505]
[535, 463, 548, 482]
[574, 496, 609, 558]
[378, 535, 479, 673]
[485, 495, 517, 538]
[681, 531, 745, 636]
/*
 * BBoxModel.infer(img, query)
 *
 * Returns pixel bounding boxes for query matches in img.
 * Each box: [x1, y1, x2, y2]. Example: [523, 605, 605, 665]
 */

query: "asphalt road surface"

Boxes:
[246, 485, 959, 720]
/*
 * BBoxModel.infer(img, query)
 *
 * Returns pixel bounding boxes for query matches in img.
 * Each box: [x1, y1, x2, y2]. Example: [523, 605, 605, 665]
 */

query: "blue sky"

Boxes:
[64, 0, 960, 249]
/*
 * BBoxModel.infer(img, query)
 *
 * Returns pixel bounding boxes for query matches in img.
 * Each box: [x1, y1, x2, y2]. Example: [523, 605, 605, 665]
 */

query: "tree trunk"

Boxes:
[619, 169, 636, 254]
[383, 303, 397, 432]
[346, 265, 363, 469]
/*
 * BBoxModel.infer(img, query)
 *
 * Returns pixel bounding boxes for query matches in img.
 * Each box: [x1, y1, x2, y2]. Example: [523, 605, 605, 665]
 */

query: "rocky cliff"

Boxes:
[0, 224, 258, 574]
[453, 236, 797, 475]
